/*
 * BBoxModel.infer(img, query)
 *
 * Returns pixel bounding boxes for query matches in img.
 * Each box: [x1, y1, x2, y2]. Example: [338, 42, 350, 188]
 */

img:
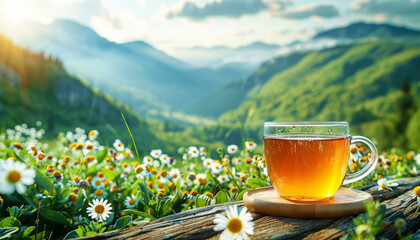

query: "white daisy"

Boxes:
[217, 175, 230, 184]
[188, 146, 199, 158]
[113, 139, 125, 152]
[245, 141, 257, 151]
[213, 205, 254, 240]
[115, 152, 124, 161]
[83, 140, 94, 156]
[135, 164, 150, 179]
[160, 154, 170, 165]
[87, 198, 112, 222]
[125, 194, 139, 209]
[150, 149, 162, 159]
[124, 148, 134, 159]
[203, 158, 213, 169]
[349, 144, 362, 162]
[232, 157, 241, 165]
[227, 145, 239, 154]
[88, 130, 99, 140]
[411, 166, 417, 176]
[143, 156, 153, 165]
[169, 168, 182, 182]
[195, 173, 208, 185]
[212, 161, 224, 175]
[0, 158, 36, 194]
[92, 178, 105, 190]
[181, 179, 191, 188]
[200, 147, 207, 156]
[153, 160, 160, 168]
[377, 178, 399, 191]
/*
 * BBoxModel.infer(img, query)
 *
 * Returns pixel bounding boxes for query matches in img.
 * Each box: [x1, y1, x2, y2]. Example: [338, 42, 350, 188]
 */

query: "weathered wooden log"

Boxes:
[77, 177, 420, 240]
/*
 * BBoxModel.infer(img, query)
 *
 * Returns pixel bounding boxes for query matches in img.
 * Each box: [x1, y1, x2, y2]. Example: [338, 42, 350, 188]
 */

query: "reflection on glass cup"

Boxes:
[263, 122, 378, 201]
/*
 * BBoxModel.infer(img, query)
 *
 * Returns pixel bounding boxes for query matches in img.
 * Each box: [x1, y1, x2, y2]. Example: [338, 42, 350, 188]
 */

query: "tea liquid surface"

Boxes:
[264, 135, 350, 200]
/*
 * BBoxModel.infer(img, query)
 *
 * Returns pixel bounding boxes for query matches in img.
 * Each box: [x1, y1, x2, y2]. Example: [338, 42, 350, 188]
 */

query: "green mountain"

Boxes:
[0, 34, 169, 152]
[214, 40, 420, 150]
[183, 51, 309, 117]
[314, 22, 420, 40]
[0, 19, 248, 119]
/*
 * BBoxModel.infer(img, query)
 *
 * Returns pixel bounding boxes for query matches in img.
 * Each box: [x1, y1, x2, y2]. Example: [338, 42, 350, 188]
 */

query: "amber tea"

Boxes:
[264, 135, 350, 200]
[263, 122, 378, 201]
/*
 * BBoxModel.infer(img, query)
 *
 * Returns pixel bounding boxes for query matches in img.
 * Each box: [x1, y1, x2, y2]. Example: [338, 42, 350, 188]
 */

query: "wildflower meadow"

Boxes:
[0, 123, 419, 239]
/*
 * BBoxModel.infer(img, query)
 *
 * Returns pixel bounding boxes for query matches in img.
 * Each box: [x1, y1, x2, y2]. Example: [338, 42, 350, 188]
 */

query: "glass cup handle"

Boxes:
[342, 136, 379, 185]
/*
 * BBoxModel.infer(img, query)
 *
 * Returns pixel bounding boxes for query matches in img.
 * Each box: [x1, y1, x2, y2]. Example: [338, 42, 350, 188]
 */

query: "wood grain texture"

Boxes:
[76, 176, 420, 240]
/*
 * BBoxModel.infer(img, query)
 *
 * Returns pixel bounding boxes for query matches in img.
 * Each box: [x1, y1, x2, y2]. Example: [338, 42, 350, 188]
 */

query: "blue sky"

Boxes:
[0, 0, 419, 53]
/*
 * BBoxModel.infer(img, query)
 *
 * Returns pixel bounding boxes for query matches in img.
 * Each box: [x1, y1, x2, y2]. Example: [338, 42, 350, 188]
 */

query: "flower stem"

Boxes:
[121, 112, 140, 163]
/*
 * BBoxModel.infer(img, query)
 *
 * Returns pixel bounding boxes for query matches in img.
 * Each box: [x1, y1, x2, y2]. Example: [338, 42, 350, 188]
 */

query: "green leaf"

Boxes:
[195, 195, 208, 208]
[57, 188, 72, 203]
[35, 169, 53, 193]
[63, 230, 79, 240]
[97, 148, 108, 162]
[40, 208, 71, 226]
[215, 191, 230, 204]
[352, 182, 364, 188]
[235, 189, 251, 201]
[22, 226, 35, 238]
[246, 178, 268, 189]
[112, 216, 132, 230]
[121, 209, 156, 220]
[0, 217, 21, 229]
[101, 168, 116, 181]
[104, 212, 115, 225]
[139, 183, 152, 205]
[0, 227, 19, 240]
[74, 189, 87, 214]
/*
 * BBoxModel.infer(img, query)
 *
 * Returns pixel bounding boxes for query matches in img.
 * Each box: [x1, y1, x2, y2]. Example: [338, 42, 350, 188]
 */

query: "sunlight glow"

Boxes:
[3, 2, 26, 22]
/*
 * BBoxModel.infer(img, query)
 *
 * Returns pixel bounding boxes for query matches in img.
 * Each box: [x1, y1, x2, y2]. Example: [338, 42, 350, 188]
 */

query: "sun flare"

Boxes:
[2, 2, 26, 22]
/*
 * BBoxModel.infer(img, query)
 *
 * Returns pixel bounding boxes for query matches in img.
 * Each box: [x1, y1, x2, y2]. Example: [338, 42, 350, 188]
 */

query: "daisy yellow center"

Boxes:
[95, 190, 104, 196]
[94, 204, 105, 214]
[136, 166, 144, 174]
[129, 199, 135, 205]
[7, 170, 21, 183]
[414, 186, 420, 197]
[173, 173, 178, 178]
[227, 217, 243, 234]
[215, 166, 219, 169]
[249, 142, 253, 146]
[53, 171, 61, 178]
[350, 147, 358, 154]
[95, 180, 102, 186]
[97, 172, 104, 178]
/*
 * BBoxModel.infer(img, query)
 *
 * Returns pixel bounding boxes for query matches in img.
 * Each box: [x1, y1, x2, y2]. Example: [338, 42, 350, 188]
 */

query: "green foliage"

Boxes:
[341, 201, 386, 240]
[246, 178, 268, 189]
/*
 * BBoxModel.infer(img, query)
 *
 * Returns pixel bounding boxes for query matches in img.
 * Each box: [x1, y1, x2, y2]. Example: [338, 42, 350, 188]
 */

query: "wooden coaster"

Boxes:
[243, 186, 373, 219]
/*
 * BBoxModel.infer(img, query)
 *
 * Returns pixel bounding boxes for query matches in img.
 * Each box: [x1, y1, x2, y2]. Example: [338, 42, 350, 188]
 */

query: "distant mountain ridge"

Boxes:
[314, 22, 420, 39]
[0, 33, 167, 151]
[0, 19, 247, 121]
